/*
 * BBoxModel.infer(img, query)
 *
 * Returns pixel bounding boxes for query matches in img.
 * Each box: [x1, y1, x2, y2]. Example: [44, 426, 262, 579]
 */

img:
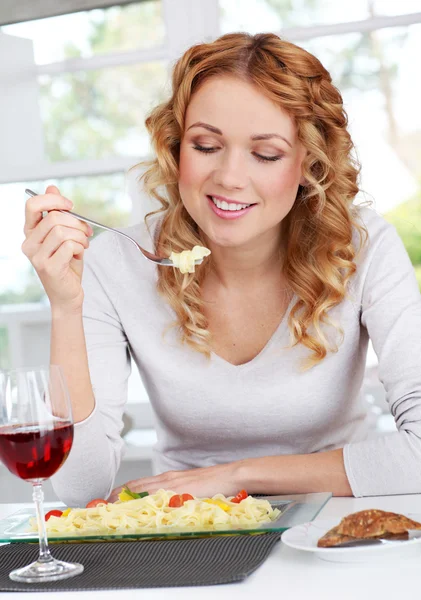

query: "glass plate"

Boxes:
[0, 492, 331, 543]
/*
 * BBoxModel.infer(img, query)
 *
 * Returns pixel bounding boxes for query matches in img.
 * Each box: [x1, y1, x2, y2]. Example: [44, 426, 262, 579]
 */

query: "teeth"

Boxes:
[210, 197, 251, 211]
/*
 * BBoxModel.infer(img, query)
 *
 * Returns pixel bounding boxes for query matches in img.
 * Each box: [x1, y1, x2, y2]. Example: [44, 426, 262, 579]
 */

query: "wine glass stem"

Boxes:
[32, 482, 54, 563]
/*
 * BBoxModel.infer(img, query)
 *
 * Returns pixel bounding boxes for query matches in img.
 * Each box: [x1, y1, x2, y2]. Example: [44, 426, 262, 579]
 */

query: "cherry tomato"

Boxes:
[169, 493, 194, 507]
[45, 509, 63, 521]
[169, 495, 183, 507]
[86, 499, 109, 508]
[181, 493, 194, 503]
[231, 490, 248, 504]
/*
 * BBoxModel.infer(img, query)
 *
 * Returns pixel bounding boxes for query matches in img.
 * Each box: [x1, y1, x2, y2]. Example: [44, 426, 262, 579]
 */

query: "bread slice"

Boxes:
[317, 509, 421, 548]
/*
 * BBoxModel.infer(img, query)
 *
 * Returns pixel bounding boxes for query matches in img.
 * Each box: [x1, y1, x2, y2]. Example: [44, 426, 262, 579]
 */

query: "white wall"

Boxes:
[0, 32, 44, 177]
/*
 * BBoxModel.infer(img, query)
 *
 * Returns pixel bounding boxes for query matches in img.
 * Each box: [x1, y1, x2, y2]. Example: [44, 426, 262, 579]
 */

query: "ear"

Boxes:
[299, 175, 308, 186]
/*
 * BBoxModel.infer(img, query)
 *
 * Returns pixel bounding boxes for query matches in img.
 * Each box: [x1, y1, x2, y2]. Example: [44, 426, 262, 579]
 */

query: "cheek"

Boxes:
[178, 147, 205, 194]
[178, 147, 211, 223]
[262, 162, 301, 208]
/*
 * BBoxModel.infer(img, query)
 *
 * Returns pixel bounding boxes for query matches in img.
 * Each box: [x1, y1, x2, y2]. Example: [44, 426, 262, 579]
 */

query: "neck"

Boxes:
[204, 228, 285, 289]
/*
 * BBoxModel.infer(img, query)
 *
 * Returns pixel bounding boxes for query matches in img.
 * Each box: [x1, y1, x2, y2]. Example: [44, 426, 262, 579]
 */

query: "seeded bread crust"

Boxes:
[317, 509, 421, 548]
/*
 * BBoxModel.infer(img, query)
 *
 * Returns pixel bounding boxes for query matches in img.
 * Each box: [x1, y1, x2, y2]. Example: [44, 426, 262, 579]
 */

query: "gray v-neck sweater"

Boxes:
[51, 206, 421, 506]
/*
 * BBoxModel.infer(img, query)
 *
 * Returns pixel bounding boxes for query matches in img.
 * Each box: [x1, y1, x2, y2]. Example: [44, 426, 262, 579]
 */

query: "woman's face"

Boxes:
[179, 76, 306, 250]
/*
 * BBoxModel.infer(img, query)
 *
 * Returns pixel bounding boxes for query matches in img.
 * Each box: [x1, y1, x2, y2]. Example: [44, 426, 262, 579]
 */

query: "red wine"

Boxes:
[0, 423, 73, 481]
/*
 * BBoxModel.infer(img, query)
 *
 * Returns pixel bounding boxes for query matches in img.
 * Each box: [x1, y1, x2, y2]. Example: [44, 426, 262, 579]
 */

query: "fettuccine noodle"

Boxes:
[170, 246, 211, 274]
[32, 490, 280, 534]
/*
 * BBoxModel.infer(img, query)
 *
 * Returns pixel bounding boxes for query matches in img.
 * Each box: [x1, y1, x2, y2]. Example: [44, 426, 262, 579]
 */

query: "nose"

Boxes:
[212, 149, 248, 190]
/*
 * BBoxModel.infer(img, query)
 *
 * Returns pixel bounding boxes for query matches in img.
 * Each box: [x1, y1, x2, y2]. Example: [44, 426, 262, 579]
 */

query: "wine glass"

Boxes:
[0, 365, 83, 583]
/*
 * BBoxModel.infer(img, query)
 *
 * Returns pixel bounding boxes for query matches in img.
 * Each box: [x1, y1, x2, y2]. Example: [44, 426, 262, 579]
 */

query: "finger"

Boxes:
[108, 491, 121, 503]
[110, 478, 152, 498]
[109, 469, 189, 500]
[108, 485, 157, 503]
[110, 484, 126, 498]
[25, 192, 73, 234]
[46, 184, 60, 195]
[109, 477, 164, 502]
[27, 210, 93, 247]
[127, 474, 177, 492]
[41, 240, 86, 277]
[129, 478, 182, 495]
[32, 227, 89, 268]
[22, 213, 92, 260]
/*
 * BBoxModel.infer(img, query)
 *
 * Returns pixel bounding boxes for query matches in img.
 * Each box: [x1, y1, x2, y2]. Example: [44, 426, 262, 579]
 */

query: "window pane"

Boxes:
[0, 174, 129, 306]
[39, 62, 168, 161]
[1, 1, 165, 65]
[300, 24, 421, 283]
[220, 0, 420, 33]
[372, 1, 421, 17]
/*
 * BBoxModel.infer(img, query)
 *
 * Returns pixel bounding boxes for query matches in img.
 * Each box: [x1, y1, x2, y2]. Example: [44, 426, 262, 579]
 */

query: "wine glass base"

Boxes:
[9, 558, 84, 583]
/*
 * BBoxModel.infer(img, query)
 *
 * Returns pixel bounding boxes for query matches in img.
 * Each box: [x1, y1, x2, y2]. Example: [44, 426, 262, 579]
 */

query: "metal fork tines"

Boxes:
[25, 189, 203, 267]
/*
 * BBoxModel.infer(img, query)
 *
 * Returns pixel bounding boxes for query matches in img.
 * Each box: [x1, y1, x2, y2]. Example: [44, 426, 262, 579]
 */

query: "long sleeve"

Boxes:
[51, 232, 131, 506]
[343, 220, 421, 496]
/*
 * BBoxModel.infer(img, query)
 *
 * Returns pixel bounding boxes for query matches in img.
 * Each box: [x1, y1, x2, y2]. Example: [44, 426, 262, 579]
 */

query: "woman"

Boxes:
[22, 33, 421, 506]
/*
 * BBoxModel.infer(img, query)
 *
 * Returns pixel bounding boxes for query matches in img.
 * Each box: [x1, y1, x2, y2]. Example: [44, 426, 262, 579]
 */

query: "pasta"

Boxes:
[33, 490, 280, 535]
[170, 246, 211, 274]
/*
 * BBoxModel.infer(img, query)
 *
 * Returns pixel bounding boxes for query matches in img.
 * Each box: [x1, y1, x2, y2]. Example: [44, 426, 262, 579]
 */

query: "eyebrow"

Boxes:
[186, 121, 292, 148]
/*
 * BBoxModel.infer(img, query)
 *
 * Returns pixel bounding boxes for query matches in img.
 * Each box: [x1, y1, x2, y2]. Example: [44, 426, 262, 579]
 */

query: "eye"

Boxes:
[193, 144, 218, 154]
[192, 144, 282, 163]
[253, 153, 282, 163]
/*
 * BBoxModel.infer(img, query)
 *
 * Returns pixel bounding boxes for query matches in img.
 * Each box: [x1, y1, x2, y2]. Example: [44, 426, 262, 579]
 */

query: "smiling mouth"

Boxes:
[207, 195, 256, 211]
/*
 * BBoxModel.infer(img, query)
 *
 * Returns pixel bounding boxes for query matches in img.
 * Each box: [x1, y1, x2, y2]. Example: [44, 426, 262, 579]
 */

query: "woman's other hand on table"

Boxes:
[108, 461, 248, 502]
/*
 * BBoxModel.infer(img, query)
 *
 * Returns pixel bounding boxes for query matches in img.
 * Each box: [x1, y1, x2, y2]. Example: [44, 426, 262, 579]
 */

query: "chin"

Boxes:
[205, 229, 254, 249]
[196, 215, 263, 249]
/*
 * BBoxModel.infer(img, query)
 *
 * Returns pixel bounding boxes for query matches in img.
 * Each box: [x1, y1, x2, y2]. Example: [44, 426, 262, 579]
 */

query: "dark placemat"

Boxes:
[0, 532, 281, 592]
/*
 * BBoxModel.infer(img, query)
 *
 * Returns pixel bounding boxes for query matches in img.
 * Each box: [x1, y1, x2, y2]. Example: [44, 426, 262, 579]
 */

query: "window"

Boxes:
[0, 1, 166, 317]
[220, 0, 421, 32]
[39, 61, 168, 162]
[220, 0, 421, 288]
[1, 1, 165, 64]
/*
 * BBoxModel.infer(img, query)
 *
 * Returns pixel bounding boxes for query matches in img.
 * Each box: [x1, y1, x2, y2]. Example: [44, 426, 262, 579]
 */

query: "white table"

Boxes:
[1, 494, 421, 600]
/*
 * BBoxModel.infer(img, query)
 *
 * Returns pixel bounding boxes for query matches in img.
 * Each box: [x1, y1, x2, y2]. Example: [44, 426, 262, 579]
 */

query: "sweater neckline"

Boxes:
[147, 213, 296, 370]
[210, 292, 296, 371]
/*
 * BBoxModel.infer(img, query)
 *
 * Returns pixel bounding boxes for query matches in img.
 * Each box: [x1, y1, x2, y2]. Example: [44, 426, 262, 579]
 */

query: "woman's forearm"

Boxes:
[239, 448, 353, 497]
[50, 308, 95, 423]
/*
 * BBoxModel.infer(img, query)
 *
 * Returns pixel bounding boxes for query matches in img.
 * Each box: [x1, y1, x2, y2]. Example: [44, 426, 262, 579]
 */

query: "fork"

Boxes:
[25, 189, 204, 267]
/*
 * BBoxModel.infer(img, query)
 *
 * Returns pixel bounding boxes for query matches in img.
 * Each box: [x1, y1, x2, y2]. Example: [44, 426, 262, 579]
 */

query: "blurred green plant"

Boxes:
[40, 1, 166, 162]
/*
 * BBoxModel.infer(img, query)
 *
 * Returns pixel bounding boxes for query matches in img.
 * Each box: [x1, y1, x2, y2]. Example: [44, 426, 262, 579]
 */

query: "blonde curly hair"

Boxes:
[137, 32, 367, 368]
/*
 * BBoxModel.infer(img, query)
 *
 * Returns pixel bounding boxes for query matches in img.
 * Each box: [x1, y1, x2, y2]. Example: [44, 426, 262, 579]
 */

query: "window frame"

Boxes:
[1, 2, 420, 185]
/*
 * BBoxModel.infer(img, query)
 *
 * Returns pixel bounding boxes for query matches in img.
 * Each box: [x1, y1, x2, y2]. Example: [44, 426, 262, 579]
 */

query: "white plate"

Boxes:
[281, 514, 421, 563]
